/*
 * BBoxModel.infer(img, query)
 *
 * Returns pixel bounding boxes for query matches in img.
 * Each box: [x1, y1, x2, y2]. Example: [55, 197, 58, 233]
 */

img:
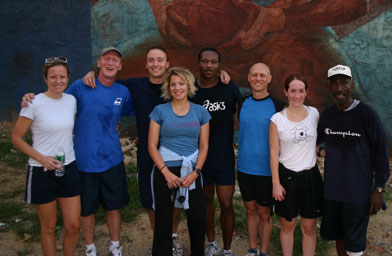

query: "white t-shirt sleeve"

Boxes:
[19, 101, 36, 120]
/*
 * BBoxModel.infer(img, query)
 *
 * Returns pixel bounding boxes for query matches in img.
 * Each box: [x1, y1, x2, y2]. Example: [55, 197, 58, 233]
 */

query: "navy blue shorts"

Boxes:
[79, 162, 129, 217]
[202, 164, 235, 186]
[320, 199, 369, 253]
[237, 171, 272, 207]
[25, 161, 81, 204]
[137, 165, 154, 210]
[274, 164, 323, 221]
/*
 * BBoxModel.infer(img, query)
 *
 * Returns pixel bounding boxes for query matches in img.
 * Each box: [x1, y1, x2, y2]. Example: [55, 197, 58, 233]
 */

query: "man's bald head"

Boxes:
[249, 63, 271, 76]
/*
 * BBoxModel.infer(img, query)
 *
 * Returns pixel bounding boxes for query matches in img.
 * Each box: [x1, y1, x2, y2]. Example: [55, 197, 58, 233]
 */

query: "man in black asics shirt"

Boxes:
[191, 48, 242, 256]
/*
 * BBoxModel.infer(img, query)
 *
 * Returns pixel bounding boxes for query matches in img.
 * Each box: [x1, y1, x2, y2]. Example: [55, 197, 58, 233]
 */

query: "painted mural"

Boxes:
[91, 0, 392, 145]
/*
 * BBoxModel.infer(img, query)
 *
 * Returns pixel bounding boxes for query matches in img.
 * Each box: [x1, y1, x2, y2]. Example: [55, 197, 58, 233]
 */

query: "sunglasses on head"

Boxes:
[45, 56, 68, 64]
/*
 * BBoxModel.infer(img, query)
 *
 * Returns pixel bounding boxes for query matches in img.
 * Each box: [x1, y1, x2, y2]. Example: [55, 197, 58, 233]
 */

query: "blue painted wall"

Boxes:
[0, 0, 91, 120]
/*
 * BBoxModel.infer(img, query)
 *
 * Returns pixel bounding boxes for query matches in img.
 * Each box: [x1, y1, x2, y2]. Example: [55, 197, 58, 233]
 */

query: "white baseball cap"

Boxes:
[327, 64, 352, 79]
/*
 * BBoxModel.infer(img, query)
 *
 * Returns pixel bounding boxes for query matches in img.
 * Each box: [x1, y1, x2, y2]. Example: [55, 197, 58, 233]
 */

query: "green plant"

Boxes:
[0, 137, 29, 168]
[0, 200, 41, 240]
[17, 248, 33, 256]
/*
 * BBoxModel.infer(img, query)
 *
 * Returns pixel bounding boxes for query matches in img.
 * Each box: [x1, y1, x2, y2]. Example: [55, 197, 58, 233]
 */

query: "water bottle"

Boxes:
[55, 147, 65, 177]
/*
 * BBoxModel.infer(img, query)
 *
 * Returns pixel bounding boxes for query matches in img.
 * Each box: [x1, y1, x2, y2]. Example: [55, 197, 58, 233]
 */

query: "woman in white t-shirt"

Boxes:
[12, 57, 81, 256]
[269, 74, 323, 256]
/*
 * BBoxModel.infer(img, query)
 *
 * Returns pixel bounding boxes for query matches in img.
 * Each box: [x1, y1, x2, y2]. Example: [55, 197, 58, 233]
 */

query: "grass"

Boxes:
[0, 161, 143, 244]
[0, 136, 29, 168]
[0, 200, 41, 241]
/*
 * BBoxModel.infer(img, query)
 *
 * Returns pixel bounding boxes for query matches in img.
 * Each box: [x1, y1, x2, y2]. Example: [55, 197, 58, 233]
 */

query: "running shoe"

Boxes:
[108, 245, 123, 256]
[172, 236, 185, 256]
[86, 248, 99, 256]
[222, 249, 235, 256]
[205, 242, 220, 256]
[244, 248, 259, 256]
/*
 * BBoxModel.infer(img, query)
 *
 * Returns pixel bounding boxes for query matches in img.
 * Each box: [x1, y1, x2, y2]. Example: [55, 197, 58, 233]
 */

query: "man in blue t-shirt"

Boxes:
[236, 63, 284, 256]
[317, 65, 390, 256]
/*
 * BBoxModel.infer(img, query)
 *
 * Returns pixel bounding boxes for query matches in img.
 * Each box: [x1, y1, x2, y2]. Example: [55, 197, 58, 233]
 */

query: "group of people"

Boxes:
[12, 45, 389, 256]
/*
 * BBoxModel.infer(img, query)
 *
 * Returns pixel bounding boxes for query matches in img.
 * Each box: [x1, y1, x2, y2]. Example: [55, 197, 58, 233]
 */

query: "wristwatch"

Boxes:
[375, 186, 384, 193]
[317, 147, 324, 157]
[194, 168, 202, 176]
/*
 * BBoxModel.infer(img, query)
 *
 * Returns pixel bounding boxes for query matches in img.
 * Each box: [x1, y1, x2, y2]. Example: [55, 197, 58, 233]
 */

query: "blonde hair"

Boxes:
[161, 67, 197, 101]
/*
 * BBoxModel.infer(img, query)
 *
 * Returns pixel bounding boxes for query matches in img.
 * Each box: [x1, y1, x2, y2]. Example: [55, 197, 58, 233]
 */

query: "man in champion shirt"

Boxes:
[317, 64, 390, 256]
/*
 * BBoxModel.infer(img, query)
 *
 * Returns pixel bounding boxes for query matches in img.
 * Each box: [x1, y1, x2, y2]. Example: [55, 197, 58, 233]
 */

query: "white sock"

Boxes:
[86, 243, 96, 250]
[208, 241, 217, 246]
[223, 249, 232, 253]
[110, 240, 120, 248]
[172, 233, 178, 238]
[347, 251, 363, 256]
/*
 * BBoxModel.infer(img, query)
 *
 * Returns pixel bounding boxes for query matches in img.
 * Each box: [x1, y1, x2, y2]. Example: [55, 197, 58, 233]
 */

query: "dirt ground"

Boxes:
[0, 160, 391, 256]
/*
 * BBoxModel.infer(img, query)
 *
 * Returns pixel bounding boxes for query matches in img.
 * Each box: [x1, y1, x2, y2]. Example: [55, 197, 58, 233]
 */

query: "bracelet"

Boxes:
[159, 165, 167, 172]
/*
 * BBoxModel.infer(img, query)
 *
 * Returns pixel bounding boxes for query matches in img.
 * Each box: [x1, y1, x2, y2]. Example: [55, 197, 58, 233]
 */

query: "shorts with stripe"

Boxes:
[274, 163, 323, 221]
[137, 165, 154, 210]
[25, 161, 81, 204]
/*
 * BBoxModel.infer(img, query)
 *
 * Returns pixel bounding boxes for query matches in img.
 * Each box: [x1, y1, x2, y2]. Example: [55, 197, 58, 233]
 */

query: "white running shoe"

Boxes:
[244, 248, 259, 256]
[205, 242, 220, 256]
[86, 247, 99, 256]
[108, 245, 123, 256]
[172, 236, 185, 256]
[222, 249, 235, 256]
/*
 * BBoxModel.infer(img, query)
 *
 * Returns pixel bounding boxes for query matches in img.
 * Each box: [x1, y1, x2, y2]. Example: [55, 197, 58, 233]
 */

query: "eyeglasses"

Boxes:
[45, 56, 68, 64]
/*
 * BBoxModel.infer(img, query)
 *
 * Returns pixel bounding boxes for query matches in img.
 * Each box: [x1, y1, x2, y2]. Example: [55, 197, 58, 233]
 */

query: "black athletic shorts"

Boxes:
[25, 161, 81, 204]
[237, 171, 272, 207]
[138, 165, 154, 210]
[274, 163, 323, 221]
[202, 166, 235, 186]
[320, 199, 369, 253]
[79, 162, 129, 217]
